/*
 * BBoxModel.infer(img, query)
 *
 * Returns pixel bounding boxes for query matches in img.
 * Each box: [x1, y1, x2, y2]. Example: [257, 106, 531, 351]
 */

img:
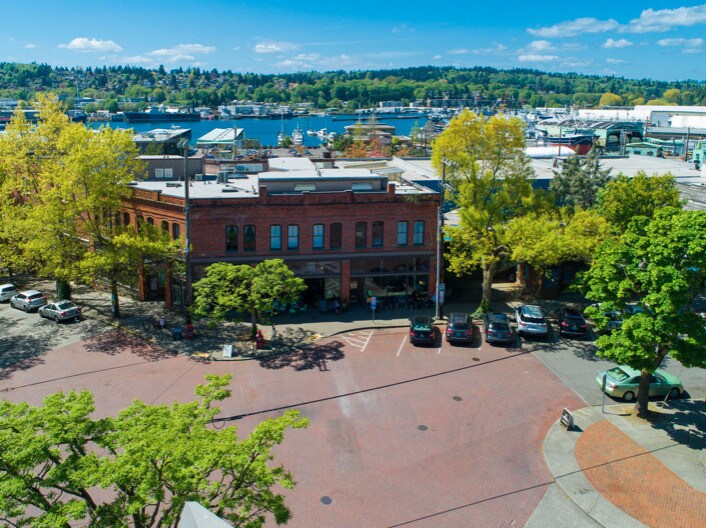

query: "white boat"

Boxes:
[327, 131, 337, 141]
[307, 129, 317, 136]
[292, 126, 304, 145]
[316, 128, 328, 138]
[278, 131, 287, 146]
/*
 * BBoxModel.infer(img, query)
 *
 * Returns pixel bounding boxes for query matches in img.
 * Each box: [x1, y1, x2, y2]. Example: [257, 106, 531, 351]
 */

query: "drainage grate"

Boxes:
[418, 425, 428, 431]
[321, 496, 333, 505]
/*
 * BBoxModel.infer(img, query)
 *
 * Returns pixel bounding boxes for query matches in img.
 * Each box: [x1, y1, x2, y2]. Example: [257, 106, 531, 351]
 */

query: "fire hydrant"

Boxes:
[255, 329, 265, 350]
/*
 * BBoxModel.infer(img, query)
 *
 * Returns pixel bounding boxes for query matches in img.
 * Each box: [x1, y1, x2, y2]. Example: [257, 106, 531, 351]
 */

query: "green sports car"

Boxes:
[596, 366, 683, 402]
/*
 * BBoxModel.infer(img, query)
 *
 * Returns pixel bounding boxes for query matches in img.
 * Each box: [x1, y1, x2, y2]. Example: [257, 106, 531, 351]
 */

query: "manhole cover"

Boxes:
[453, 396, 463, 401]
[320, 496, 333, 505]
[472, 357, 480, 361]
[418, 425, 428, 431]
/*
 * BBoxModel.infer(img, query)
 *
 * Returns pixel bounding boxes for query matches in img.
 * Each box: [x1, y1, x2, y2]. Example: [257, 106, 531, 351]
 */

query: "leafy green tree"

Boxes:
[596, 172, 682, 232]
[550, 150, 612, 210]
[583, 208, 706, 415]
[0, 375, 308, 527]
[191, 259, 307, 335]
[431, 110, 541, 302]
[598, 92, 622, 107]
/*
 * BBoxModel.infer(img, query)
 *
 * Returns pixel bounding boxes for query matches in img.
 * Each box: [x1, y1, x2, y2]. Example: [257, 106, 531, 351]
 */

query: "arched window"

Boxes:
[226, 226, 238, 251]
[172, 223, 181, 240]
[161, 220, 169, 232]
[372, 221, 384, 248]
[287, 225, 299, 250]
[313, 224, 324, 249]
[270, 225, 282, 250]
[244, 225, 256, 251]
[413, 220, 425, 245]
[123, 212, 130, 226]
[397, 221, 408, 246]
[146, 217, 154, 226]
[330, 222, 342, 249]
[355, 222, 367, 248]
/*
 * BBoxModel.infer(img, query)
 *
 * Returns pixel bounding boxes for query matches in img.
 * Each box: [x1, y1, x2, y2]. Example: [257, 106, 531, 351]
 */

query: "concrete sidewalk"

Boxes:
[527, 401, 706, 528]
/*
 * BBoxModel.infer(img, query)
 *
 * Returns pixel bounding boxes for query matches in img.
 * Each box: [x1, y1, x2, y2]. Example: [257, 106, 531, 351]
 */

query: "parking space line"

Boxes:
[395, 335, 407, 357]
[437, 346, 442, 355]
[360, 330, 374, 353]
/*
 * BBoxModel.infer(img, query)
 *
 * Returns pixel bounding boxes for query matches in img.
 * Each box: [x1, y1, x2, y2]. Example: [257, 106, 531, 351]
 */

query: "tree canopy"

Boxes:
[550, 150, 612, 211]
[583, 208, 706, 414]
[431, 110, 543, 301]
[0, 375, 308, 527]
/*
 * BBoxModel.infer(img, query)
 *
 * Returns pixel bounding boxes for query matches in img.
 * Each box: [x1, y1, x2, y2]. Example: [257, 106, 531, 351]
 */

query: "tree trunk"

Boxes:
[111, 280, 120, 320]
[56, 278, 72, 300]
[635, 369, 651, 416]
[250, 308, 258, 340]
[481, 261, 498, 303]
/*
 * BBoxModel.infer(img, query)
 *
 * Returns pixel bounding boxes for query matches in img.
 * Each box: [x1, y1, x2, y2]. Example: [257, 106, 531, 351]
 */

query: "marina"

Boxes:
[88, 114, 428, 147]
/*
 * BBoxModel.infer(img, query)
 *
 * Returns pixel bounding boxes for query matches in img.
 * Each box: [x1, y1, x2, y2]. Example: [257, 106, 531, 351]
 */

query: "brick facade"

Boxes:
[122, 181, 438, 309]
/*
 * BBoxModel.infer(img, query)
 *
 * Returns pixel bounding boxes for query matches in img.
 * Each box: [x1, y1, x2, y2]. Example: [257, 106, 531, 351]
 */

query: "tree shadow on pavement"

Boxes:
[646, 399, 706, 450]
[257, 340, 345, 372]
[82, 329, 177, 361]
[0, 316, 59, 380]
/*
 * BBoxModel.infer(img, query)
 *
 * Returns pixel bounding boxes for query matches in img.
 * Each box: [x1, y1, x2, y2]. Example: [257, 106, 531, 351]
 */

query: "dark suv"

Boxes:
[409, 316, 435, 346]
[557, 307, 588, 337]
[482, 312, 514, 345]
[445, 312, 473, 344]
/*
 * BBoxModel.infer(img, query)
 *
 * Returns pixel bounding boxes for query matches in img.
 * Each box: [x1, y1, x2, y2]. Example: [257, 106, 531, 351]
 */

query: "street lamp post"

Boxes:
[178, 138, 192, 325]
[435, 158, 453, 320]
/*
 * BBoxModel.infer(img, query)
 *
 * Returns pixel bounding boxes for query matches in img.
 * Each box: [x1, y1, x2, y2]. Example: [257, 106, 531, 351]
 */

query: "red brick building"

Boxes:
[122, 163, 438, 309]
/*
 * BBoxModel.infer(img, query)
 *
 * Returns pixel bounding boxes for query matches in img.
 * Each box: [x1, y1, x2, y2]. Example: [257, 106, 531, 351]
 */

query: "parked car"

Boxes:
[482, 312, 514, 345]
[409, 316, 435, 346]
[596, 366, 683, 402]
[557, 307, 589, 337]
[9, 290, 48, 312]
[0, 283, 18, 302]
[38, 300, 82, 322]
[445, 312, 473, 344]
[514, 304, 548, 337]
[585, 303, 623, 334]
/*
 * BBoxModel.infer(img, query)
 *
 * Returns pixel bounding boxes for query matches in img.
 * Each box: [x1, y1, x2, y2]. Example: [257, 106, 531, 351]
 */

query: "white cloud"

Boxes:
[606, 58, 628, 65]
[432, 54, 442, 60]
[392, 24, 415, 33]
[683, 47, 703, 54]
[561, 58, 594, 68]
[518, 54, 559, 62]
[528, 40, 553, 51]
[657, 37, 703, 48]
[253, 41, 298, 53]
[274, 59, 311, 70]
[471, 44, 508, 55]
[603, 38, 633, 49]
[446, 48, 468, 54]
[148, 43, 215, 63]
[626, 5, 706, 33]
[294, 53, 320, 61]
[59, 37, 123, 52]
[24, 43, 38, 49]
[527, 17, 619, 38]
[122, 55, 155, 65]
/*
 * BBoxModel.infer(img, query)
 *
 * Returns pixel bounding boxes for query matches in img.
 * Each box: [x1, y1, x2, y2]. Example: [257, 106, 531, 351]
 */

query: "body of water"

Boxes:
[88, 114, 428, 147]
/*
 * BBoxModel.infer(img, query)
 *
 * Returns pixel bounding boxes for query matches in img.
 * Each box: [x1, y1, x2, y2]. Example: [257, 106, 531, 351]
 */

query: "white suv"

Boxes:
[0, 283, 18, 302]
[515, 304, 548, 337]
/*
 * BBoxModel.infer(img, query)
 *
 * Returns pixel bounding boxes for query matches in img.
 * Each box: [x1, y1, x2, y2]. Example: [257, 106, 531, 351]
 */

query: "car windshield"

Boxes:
[564, 310, 583, 320]
[28, 293, 43, 300]
[57, 301, 76, 309]
[449, 323, 469, 330]
[490, 323, 510, 332]
[412, 319, 431, 331]
[522, 315, 545, 324]
[606, 367, 631, 382]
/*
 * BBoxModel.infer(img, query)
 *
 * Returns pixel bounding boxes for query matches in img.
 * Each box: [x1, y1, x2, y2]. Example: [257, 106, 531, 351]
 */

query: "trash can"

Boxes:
[255, 329, 265, 349]
[172, 326, 183, 340]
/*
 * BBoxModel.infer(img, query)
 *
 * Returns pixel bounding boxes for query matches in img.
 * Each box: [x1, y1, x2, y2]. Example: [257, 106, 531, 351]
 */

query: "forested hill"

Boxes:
[1, 62, 704, 110]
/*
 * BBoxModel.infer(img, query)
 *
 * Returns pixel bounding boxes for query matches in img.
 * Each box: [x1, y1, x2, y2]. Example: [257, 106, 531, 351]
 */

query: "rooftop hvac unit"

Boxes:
[216, 172, 228, 183]
[195, 174, 203, 181]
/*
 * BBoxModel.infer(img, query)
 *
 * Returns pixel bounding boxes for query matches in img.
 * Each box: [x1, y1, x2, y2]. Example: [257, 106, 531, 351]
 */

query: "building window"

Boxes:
[313, 224, 324, 249]
[287, 224, 299, 250]
[270, 225, 282, 250]
[172, 223, 180, 240]
[123, 212, 130, 226]
[330, 222, 342, 249]
[413, 220, 425, 245]
[355, 222, 367, 248]
[146, 217, 154, 226]
[226, 226, 238, 252]
[372, 221, 384, 248]
[161, 220, 169, 232]
[397, 221, 408, 246]
[244, 225, 256, 251]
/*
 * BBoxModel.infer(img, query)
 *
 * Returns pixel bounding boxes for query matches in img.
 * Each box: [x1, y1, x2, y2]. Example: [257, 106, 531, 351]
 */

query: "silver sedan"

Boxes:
[38, 300, 82, 322]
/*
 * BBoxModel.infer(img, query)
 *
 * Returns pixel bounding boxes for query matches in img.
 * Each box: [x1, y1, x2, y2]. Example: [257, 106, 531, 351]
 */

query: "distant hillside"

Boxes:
[0, 62, 704, 111]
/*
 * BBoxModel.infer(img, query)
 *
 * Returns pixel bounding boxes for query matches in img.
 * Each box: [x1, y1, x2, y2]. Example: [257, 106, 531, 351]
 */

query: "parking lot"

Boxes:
[1, 296, 704, 527]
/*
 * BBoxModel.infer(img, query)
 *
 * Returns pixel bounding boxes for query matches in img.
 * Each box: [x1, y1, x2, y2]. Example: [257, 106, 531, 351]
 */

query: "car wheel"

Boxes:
[10, 300, 15, 309]
[668, 387, 680, 399]
[54, 314, 59, 323]
[39, 310, 44, 319]
[623, 391, 635, 402]
[22, 304, 28, 312]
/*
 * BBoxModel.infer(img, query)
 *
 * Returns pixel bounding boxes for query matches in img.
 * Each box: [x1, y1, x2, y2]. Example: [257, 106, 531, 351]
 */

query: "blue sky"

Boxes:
[4, 2, 706, 80]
